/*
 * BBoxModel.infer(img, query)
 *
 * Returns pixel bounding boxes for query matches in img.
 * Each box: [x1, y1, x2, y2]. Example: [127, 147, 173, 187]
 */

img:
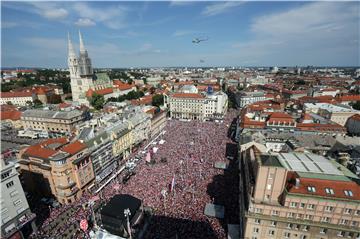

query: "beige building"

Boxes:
[165, 91, 228, 121]
[110, 123, 134, 160]
[21, 109, 85, 134]
[241, 146, 360, 239]
[18, 138, 95, 204]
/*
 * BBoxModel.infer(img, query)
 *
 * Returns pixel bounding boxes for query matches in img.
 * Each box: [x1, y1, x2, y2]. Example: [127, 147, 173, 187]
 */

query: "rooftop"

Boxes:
[22, 109, 83, 120]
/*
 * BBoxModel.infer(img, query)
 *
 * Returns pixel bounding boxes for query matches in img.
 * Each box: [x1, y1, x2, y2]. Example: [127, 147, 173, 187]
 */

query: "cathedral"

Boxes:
[68, 31, 112, 105]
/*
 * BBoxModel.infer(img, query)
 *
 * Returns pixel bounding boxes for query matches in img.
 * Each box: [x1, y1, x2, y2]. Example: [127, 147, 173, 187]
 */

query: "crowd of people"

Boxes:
[29, 109, 239, 239]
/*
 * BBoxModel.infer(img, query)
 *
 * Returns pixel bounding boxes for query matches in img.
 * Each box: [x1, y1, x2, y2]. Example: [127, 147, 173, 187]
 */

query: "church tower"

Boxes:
[68, 31, 94, 105]
[68, 33, 79, 79]
[78, 31, 93, 76]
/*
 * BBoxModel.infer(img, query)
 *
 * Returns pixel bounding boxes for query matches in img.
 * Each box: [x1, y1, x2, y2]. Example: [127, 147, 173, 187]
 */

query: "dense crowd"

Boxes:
[29, 110, 239, 239]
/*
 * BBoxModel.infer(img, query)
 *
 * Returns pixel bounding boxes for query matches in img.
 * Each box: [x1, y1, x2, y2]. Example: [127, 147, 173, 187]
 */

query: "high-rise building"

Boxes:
[68, 32, 112, 105]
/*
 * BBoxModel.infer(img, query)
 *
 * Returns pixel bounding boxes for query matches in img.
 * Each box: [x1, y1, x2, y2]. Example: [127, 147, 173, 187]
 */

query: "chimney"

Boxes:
[295, 178, 300, 188]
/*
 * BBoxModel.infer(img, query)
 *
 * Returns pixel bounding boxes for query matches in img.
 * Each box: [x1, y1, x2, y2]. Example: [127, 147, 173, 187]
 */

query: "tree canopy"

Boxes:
[90, 93, 105, 110]
[152, 94, 164, 107]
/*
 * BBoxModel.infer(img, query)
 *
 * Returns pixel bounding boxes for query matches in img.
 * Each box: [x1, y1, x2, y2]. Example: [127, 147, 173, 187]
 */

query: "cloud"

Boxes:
[28, 2, 68, 20]
[75, 18, 96, 27]
[202, 2, 244, 17]
[73, 2, 128, 29]
[230, 2, 359, 66]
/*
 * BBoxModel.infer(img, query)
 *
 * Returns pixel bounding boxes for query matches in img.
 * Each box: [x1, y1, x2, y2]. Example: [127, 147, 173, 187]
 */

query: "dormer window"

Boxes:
[344, 190, 353, 197]
[325, 188, 334, 195]
[307, 186, 316, 193]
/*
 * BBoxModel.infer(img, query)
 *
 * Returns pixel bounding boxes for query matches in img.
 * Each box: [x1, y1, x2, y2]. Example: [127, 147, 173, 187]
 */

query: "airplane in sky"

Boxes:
[192, 37, 209, 44]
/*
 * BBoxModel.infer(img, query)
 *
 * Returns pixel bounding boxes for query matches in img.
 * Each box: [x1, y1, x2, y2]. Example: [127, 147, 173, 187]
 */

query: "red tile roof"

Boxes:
[287, 174, 360, 200]
[24, 138, 68, 159]
[86, 88, 113, 97]
[347, 114, 360, 122]
[113, 80, 135, 91]
[0, 111, 21, 121]
[61, 140, 86, 155]
[297, 123, 346, 132]
[337, 95, 360, 102]
[172, 93, 204, 99]
[0, 91, 33, 98]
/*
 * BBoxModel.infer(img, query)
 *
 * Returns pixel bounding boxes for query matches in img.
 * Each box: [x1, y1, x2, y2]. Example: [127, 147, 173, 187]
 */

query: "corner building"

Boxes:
[240, 147, 360, 239]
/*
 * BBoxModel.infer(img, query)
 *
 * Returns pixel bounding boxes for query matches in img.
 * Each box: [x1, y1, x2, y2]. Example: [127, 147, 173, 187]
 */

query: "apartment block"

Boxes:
[241, 147, 360, 239]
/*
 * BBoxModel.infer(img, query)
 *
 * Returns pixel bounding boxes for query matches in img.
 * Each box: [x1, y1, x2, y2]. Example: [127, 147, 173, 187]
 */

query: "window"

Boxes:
[344, 208, 352, 214]
[290, 202, 298, 208]
[304, 214, 313, 220]
[299, 203, 305, 209]
[325, 188, 334, 195]
[287, 223, 293, 229]
[251, 237, 257, 239]
[6, 181, 14, 188]
[267, 184, 272, 190]
[321, 217, 330, 223]
[287, 212, 294, 218]
[339, 219, 348, 225]
[255, 219, 261, 224]
[13, 199, 22, 206]
[272, 210, 279, 216]
[268, 230, 275, 236]
[253, 227, 259, 233]
[303, 225, 309, 231]
[355, 210, 360, 216]
[271, 221, 277, 227]
[324, 206, 334, 212]
[268, 173, 274, 179]
[300, 235, 307, 239]
[337, 231, 345, 237]
[344, 190, 353, 197]
[10, 190, 18, 197]
[307, 204, 315, 210]
[320, 228, 327, 234]
[294, 224, 300, 230]
[284, 232, 291, 238]
[297, 214, 303, 219]
[351, 221, 358, 227]
[1, 171, 10, 180]
[255, 208, 263, 214]
[307, 186, 316, 192]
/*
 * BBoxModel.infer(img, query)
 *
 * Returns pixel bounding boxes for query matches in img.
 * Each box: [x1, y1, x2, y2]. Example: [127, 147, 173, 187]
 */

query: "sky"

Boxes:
[1, 1, 359, 68]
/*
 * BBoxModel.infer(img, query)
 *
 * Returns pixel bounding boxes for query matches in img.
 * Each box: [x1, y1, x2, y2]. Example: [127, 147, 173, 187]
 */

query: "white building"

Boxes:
[68, 32, 112, 106]
[1, 160, 36, 238]
[0, 91, 35, 106]
[165, 91, 228, 121]
[235, 91, 266, 108]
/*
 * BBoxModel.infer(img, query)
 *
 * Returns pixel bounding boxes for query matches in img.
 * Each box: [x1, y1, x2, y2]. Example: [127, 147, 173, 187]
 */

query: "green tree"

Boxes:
[33, 99, 43, 108]
[351, 101, 360, 110]
[90, 93, 105, 110]
[152, 94, 164, 107]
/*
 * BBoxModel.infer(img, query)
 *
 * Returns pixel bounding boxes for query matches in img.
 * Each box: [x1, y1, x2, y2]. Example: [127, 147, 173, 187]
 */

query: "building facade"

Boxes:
[241, 147, 360, 239]
[18, 138, 95, 204]
[1, 160, 36, 239]
[0, 91, 36, 106]
[235, 91, 266, 108]
[165, 92, 228, 121]
[21, 109, 86, 135]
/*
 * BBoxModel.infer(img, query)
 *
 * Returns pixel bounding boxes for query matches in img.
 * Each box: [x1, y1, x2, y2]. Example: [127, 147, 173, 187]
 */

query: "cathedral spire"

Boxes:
[79, 30, 87, 54]
[68, 32, 76, 58]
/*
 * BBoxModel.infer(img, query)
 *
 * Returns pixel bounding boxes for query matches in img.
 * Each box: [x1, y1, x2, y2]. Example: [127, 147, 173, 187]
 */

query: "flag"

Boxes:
[170, 175, 176, 192]
[146, 151, 151, 163]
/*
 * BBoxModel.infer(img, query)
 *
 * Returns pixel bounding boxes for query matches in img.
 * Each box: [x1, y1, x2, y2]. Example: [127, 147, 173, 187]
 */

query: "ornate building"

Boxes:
[68, 32, 112, 105]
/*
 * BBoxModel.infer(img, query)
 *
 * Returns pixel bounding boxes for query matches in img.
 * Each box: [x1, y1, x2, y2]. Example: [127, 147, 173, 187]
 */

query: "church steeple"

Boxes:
[79, 30, 87, 55]
[68, 32, 76, 59]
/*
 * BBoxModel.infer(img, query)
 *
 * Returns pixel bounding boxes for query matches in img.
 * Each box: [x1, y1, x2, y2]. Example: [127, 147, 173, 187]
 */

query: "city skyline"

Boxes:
[2, 1, 359, 68]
